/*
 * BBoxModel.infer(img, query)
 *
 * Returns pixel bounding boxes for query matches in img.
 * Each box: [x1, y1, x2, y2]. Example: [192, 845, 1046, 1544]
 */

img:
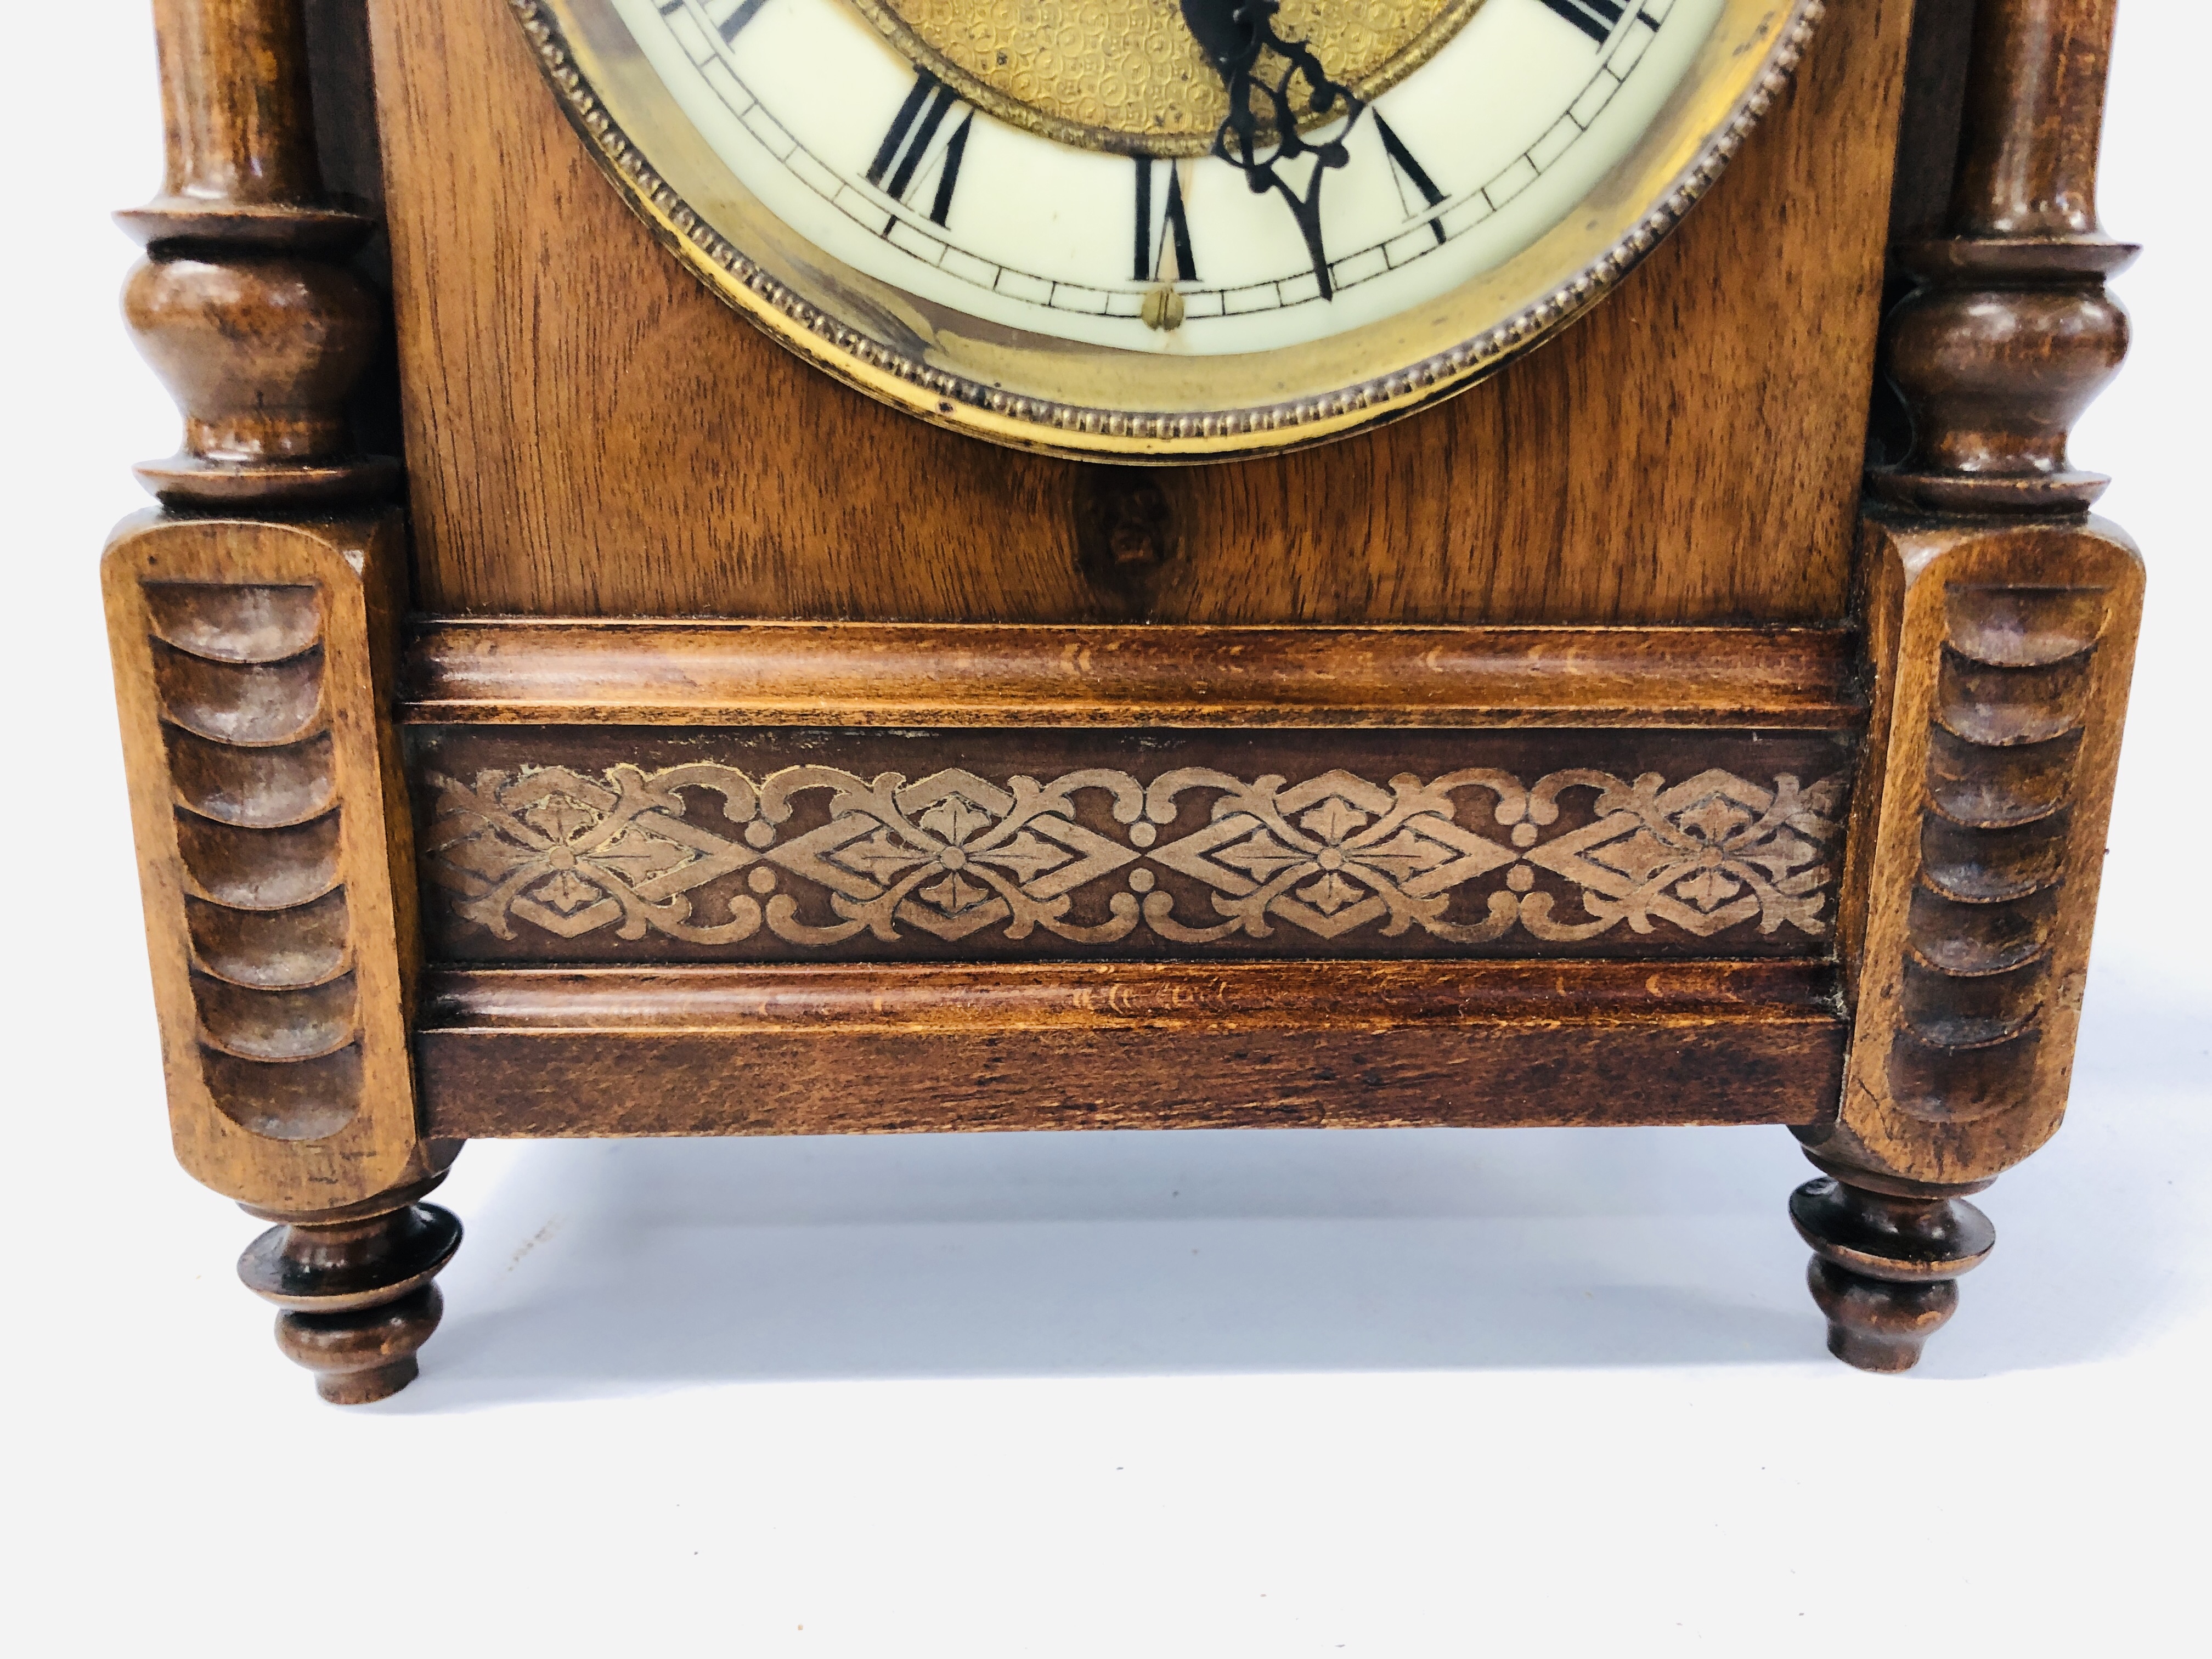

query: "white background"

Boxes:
[4, 4, 2205, 1654]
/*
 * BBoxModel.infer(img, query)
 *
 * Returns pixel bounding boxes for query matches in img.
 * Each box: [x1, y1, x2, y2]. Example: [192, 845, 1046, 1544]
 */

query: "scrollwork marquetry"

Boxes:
[424, 758, 1846, 956]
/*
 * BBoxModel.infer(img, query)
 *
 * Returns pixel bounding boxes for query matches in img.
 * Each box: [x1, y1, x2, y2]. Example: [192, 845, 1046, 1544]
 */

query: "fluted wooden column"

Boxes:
[1804, 0, 2141, 1370]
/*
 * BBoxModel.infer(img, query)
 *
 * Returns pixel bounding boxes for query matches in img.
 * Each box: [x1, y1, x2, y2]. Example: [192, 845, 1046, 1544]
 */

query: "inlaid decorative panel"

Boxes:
[412, 729, 1855, 961]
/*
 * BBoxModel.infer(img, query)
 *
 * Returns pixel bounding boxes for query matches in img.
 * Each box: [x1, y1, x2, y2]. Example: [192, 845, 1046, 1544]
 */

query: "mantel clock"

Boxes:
[104, 0, 2143, 1401]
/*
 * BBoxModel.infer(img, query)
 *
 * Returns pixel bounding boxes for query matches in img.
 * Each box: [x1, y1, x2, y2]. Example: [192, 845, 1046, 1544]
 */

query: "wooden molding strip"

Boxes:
[422, 959, 1839, 1034]
[416, 961, 1844, 1137]
[402, 621, 1862, 728]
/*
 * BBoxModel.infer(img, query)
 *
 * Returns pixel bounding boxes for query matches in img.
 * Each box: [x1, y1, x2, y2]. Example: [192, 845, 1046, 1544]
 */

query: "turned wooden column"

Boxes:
[1809, 0, 2140, 1370]
[1867, 0, 2134, 514]
[109, 0, 447, 1401]
[120, 0, 396, 506]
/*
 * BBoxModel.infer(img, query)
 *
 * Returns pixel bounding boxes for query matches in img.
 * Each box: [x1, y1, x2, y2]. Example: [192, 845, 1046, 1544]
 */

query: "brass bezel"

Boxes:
[509, 0, 1823, 461]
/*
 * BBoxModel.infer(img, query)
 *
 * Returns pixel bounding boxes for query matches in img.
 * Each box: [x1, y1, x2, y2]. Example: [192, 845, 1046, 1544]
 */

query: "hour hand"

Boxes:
[1181, 1, 1364, 297]
[1179, 0, 1263, 78]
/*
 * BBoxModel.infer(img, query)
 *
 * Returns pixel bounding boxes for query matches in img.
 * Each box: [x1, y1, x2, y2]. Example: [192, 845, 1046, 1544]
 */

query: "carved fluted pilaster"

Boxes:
[120, 0, 396, 507]
[105, 508, 455, 1398]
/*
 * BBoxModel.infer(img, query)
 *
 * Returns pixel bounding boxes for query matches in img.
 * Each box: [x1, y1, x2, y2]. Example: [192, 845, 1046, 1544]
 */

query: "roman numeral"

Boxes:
[1133, 159, 1197, 283]
[1534, 0, 1626, 44]
[1375, 114, 1445, 247]
[662, 0, 770, 41]
[867, 70, 973, 229]
[926, 112, 973, 228]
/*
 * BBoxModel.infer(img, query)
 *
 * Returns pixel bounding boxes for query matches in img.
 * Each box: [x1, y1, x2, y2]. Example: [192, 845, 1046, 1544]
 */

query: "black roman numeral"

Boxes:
[713, 0, 771, 41]
[1133, 159, 1197, 282]
[926, 112, 973, 228]
[1375, 114, 1446, 247]
[1534, 0, 1626, 44]
[661, 0, 770, 41]
[867, 70, 973, 229]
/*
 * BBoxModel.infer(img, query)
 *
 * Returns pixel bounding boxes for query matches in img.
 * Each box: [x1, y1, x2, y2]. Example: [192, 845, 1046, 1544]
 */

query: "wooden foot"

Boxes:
[238, 1178, 462, 1403]
[1789, 1155, 1994, 1373]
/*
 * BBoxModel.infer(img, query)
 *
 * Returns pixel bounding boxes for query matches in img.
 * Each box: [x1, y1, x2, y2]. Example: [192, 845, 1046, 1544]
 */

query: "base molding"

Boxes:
[417, 960, 1843, 1136]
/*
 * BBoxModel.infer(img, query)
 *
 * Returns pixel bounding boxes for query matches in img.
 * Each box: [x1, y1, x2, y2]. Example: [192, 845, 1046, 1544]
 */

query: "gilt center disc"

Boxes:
[846, 0, 1486, 155]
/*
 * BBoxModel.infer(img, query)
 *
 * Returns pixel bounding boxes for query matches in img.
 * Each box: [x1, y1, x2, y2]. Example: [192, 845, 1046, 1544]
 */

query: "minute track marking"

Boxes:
[619, 0, 1746, 356]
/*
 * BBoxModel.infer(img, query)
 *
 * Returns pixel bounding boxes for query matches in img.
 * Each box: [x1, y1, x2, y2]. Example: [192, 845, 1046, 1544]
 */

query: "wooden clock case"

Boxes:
[105, 0, 2141, 1399]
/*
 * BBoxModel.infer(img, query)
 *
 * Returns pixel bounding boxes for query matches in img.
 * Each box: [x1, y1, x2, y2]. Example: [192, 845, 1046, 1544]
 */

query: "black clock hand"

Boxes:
[1181, 0, 1365, 300]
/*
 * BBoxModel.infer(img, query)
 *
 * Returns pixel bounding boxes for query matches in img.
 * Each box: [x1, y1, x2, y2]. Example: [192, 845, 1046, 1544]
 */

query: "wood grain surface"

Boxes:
[102, 510, 437, 1212]
[399, 619, 1864, 727]
[418, 959, 1846, 1136]
[1824, 512, 2141, 1187]
[368, 0, 1915, 624]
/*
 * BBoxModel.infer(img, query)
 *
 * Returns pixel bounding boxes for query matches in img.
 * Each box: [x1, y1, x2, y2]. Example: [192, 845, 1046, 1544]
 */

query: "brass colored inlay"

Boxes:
[847, 1, 1485, 156]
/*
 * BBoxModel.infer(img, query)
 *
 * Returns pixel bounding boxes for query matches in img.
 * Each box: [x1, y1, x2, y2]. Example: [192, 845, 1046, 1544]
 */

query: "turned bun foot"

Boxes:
[239, 1188, 462, 1403]
[274, 1284, 445, 1404]
[1805, 1259, 1959, 1372]
[1790, 1158, 1995, 1373]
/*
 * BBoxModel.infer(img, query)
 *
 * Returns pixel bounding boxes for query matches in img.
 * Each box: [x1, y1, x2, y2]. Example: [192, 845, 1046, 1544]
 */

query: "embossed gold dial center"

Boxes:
[846, 0, 1485, 155]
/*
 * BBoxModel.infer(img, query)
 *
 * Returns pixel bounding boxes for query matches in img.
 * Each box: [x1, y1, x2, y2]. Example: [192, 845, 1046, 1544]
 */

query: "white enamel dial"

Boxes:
[619, 0, 1716, 353]
[522, 0, 1819, 454]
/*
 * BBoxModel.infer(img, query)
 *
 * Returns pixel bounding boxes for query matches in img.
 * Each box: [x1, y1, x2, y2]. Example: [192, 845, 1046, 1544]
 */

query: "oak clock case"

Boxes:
[106, 0, 2144, 1404]
[526, 0, 1822, 454]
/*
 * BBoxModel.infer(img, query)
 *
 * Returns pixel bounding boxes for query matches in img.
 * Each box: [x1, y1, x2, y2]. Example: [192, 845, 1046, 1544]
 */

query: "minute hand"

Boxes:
[1181, 0, 1365, 300]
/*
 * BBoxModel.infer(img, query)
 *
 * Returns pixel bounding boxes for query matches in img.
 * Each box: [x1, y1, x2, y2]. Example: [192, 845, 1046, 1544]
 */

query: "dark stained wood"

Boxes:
[1790, 1153, 1995, 1372]
[1885, 0, 1980, 250]
[1868, 0, 2134, 513]
[238, 1173, 462, 1403]
[1815, 524, 2140, 1384]
[400, 620, 1864, 729]
[417, 960, 1846, 1137]
[1947, 0, 2119, 240]
[366, 0, 1916, 624]
[110, 0, 454, 1404]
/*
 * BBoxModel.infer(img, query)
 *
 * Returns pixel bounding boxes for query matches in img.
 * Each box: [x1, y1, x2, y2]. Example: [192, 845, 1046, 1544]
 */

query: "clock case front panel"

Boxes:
[103, 0, 2143, 1392]
[362, 0, 1914, 625]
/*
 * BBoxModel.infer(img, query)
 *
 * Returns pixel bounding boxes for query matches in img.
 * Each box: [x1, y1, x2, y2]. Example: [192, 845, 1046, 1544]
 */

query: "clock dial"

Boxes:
[518, 0, 1821, 454]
